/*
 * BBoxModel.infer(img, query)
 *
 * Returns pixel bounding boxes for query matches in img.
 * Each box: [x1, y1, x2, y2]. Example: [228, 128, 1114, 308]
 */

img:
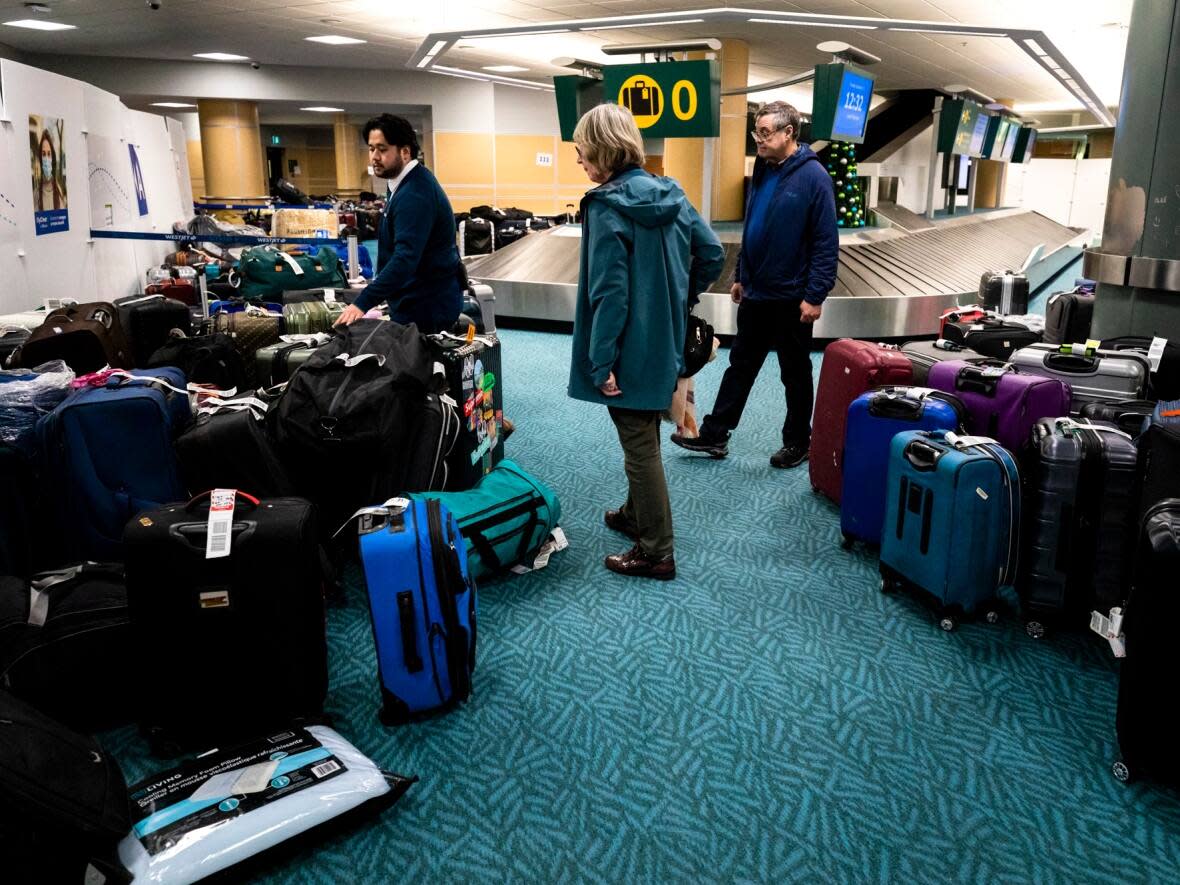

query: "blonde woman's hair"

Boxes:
[572, 103, 646, 174]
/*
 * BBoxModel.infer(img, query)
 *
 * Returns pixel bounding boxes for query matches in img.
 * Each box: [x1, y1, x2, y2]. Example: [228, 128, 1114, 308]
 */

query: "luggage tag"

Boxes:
[277, 252, 306, 276]
[323, 288, 338, 304]
[510, 527, 570, 575]
[1149, 337, 1169, 373]
[206, 489, 236, 560]
[335, 497, 410, 538]
[1090, 607, 1127, 658]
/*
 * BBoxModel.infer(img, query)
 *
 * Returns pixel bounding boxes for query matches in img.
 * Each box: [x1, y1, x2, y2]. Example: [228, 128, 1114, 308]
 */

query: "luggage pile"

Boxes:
[0, 271, 566, 880]
[455, 204, 559, 257]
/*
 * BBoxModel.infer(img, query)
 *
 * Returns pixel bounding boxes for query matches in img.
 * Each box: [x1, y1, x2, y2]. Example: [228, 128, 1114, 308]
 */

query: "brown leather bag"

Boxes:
[212, 309, 283, 384]
[19, 302, 131, 374]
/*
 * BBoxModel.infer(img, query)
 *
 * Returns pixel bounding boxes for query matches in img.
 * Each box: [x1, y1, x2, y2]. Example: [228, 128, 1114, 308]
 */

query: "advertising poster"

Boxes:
[29, 113, 69, 235]
[129, 143, 149, 216]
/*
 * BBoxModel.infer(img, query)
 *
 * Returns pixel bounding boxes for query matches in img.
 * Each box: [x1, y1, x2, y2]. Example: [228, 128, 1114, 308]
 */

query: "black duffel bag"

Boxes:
[147, 330, 247, 390]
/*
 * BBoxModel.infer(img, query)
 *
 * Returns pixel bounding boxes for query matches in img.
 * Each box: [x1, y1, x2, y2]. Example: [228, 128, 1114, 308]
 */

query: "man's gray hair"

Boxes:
[755, 101, 801, 140]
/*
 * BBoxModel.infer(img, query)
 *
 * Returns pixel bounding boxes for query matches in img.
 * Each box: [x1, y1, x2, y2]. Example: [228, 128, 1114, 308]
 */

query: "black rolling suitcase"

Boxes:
[429, 332, 505, 490]
[115, 294, 192, 367]
[1111, 499, 1180, 786]
[942, 316, 1041, 360]
[0, 442, 44, 579]
[1016, 418, 1139, 639]
[403, 368, 461, 493]
[979, 270, 1029, 315]
[1137, 404, 1180, 520]
[0, 690, 131, 884]
[1079, 399, 1156, 436]
[174, 396, 296, 498]
[123, 491, 328, 751]
[1043, 288, 1095, 345]
[1100, 335, 1180, 400]
[0, 563, 134, 730]
[0, 328, 28, 368]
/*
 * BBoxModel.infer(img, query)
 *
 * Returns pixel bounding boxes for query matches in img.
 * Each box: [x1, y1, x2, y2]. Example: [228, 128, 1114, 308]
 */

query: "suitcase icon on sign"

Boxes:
[623, 80, 661, 117]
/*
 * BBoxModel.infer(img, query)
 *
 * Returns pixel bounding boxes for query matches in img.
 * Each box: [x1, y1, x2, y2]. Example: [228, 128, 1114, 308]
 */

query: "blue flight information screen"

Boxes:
[831, 69, 874, 140]
[968, 113, 990, 157]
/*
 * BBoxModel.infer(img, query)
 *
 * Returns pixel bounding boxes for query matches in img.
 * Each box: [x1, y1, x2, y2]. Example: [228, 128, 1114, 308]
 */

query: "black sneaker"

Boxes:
[770, 443, 809, 469]
[670, 432, 728, 458]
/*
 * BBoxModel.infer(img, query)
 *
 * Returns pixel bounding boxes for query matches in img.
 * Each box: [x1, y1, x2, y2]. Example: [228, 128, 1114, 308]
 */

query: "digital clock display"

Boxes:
[831, 69, 874, 140]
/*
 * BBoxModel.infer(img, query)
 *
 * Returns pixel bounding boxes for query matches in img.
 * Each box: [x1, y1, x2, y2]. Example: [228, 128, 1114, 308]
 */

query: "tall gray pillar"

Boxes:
[1085, 0, 1180, 339]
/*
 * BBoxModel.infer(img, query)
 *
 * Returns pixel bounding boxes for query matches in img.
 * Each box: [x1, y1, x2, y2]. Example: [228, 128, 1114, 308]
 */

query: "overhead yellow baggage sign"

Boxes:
[601, 60, 720, 139]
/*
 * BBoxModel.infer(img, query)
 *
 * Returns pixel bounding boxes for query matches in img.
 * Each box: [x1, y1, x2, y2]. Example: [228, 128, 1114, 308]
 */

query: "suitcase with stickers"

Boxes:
[428, 332, 506, 491]
[123, 491, 328, 750]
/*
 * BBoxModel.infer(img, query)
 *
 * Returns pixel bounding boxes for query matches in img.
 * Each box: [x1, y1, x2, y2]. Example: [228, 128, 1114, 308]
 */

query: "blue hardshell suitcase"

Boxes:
[840, 387, 965, 546]
[36, 368, 190, 561]
[879, 430, 1020, 629]
[357, 497, 477, 725]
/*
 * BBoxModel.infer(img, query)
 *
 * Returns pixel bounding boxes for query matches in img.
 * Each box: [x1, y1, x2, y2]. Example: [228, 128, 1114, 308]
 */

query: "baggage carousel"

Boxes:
[466, 208, 1087, 339]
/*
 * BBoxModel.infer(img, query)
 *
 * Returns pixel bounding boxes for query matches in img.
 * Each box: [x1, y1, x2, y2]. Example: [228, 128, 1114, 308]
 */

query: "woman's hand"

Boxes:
[599, 372, 622, 397]
[334, 305, 365, 326]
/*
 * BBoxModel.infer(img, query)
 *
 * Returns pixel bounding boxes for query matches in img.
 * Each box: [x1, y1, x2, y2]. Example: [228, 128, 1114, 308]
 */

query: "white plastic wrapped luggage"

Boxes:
[118, 725, 413, 884]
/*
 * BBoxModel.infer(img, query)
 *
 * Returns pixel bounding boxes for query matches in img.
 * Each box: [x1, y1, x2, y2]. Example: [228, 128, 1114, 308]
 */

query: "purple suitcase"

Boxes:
[927, 360, 1071, 451]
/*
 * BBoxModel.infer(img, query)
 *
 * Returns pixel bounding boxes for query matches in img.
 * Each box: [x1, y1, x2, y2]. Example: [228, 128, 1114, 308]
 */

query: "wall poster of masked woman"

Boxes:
[29, 114, 69, 235]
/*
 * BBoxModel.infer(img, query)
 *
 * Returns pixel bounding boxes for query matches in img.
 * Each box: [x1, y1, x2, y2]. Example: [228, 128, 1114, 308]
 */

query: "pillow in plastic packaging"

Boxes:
[118, 725, 415, 884]
[0, 360, 74, 451]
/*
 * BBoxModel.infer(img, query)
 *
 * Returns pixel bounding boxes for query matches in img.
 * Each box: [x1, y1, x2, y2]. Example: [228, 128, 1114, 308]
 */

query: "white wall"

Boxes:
[1004, 157, 1110, 239]
[862, 124, 934, 216]
[493, 84, 560, 135]
[0, 59, 194, 312]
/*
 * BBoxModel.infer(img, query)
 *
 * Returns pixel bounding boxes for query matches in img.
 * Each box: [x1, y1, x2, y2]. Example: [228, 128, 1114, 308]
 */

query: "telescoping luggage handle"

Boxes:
[869, 387, 965, 427]
[955, 361, 1012, 395]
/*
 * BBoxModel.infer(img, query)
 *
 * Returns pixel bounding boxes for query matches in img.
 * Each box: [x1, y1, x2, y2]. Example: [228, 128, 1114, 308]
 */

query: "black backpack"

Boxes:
[266, 320, 434, 526]
[273, 177, 309, 204]
[147, 331, 247, 390]
[0, 689, 131, 883]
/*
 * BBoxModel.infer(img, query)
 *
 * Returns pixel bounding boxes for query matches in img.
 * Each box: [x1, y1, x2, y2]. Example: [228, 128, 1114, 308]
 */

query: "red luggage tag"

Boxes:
[206, 488, 236, 560]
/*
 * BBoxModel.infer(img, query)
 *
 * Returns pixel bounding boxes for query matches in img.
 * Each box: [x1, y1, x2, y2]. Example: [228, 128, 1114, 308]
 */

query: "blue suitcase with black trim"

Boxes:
[356, 497, 477, 725]
[840, 387, 965, 546]
[36, 368, 190, 561]
[879, 429, 1020, 630]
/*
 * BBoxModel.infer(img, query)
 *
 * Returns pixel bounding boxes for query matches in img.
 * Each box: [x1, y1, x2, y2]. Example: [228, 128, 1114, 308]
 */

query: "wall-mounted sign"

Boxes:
[810, 63, 876, 144]
[938, 98, 987, 157]
[1012, 126, 1038, 164]
[602, 60, 719, 139]
[30, 113, 69, 236]
[981, 116, 1011, 161]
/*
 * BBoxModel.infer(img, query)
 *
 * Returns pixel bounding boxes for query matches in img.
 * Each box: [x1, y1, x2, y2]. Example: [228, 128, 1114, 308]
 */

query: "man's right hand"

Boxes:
[334, 304, 365, 327]
[730, 283, 743, 305]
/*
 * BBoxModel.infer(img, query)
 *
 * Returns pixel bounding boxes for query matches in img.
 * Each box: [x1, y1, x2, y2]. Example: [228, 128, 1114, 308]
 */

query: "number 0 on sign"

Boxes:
[672, 81, 698, 121]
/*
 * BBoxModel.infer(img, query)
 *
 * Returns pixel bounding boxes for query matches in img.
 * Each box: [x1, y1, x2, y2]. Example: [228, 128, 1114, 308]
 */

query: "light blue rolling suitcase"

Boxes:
[356, 497, 477, 725]
[879, 429, 1020, 630]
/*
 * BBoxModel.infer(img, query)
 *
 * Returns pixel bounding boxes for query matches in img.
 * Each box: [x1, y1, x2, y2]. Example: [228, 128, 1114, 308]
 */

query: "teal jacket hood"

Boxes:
[587, 170, 686, 228]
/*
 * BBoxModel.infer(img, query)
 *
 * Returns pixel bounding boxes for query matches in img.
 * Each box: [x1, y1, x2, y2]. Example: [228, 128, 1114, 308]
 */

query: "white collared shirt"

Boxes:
[386, 159, 419, 202]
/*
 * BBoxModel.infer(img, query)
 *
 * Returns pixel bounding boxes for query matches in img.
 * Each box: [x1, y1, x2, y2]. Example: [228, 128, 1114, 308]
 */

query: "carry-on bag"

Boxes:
[941, 315, 1041, 361]
[409, 459, 563, 581]
[0, 562, 134, 730]
[267, 320, 434, 527]
[114, 293, 192, 367]
[1136, 400, 1180, 520]
[1017, 418, 1139, 639]
[978, 270, 1030, 315]
[810, 339, 913, 504]
[19, 302, 131, 374]
[879, 430, 1020, 630]
[37, 368, 190, 561]
[840, 387, 965, 547]
[175, 394, 296, 498]
[0, 442, 45, 578]
[1078, 399, 1157, 436]
[428, 331, 506, 490]
[118, 725, 414, 884]
[1008, 343, 1150, 413]
[145, 275, 198, 307]
[1043, 288, 1095, 345]
[281, 286, 363, 305]
[213, 306, 284, 383]
[124, 491, 328, 750]
[237, 245, 347, 302]
[254, 335, 329, 387]
[147, 330, 247, 391]
[355, 497, 476, 725]
[0, 690, 131, 884]
[939, 306, 987, 337]
[0, 327, 29, 368]
[1110, 499, 1180, 787]
[927, 359, 1071, 452]
[900, 338, 977, 385]
[283, 300, 345, 335]
[459, 217, 495, 257]
[402, 365, 462, 494]
[1099, 335, 1180, 400]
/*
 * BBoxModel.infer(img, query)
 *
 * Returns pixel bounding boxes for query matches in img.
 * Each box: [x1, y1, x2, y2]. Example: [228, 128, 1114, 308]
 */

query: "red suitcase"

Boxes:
[145, 277, 198, 307]
[939, 305, 987, 337]
[809, 339, 913, 504]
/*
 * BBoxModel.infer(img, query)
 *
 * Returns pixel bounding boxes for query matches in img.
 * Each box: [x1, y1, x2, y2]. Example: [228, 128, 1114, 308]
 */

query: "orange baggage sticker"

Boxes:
[465, 323, 476, 344]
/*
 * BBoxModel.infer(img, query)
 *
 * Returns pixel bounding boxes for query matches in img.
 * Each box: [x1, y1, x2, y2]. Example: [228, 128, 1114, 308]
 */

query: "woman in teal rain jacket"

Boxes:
[568, 102, 725, 581]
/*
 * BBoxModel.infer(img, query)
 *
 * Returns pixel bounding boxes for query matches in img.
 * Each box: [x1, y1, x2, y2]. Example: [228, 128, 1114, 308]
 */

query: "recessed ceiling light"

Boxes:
[152, 102, 197, 108]
[301, 106, 345, 112]
[193, 52, 249, 61]
[3, 19, 75, 30]
[482, 65, 529, 73]
[306, 35, 366, 45]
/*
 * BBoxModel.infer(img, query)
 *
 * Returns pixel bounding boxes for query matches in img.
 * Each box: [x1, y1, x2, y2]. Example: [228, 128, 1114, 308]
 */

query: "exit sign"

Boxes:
[270, 135, 282, 146]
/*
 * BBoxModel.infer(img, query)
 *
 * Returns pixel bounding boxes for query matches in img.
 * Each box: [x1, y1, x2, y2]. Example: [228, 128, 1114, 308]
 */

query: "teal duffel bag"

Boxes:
[409, 459, 563, 581]
[237, 246, 347, 301]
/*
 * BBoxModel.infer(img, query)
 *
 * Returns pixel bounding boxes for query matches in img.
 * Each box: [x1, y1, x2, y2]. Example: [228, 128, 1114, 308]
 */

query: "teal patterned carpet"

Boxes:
[103, 291, 1180, 883]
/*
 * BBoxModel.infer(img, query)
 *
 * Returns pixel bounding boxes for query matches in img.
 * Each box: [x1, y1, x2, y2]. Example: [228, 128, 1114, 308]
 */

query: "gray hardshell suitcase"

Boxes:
[901, 339, 977, 385]
[1008, 343, 1149, 414]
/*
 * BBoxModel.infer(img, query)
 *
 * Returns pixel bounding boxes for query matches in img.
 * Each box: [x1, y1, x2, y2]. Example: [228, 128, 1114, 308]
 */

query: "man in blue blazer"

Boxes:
[671, 101, 838, 469]
[335, 114, 463, 333]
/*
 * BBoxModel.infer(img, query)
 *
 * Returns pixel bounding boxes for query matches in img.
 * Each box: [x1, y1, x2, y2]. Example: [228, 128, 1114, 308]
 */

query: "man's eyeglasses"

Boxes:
[751, 125, 787, 143]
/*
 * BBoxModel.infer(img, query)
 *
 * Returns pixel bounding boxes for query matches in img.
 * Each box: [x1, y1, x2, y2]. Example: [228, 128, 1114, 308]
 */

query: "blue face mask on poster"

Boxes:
[41, 157, 53, 180]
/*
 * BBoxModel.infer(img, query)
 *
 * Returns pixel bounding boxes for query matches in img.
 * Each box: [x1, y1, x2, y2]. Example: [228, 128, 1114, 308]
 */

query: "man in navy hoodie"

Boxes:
[335, 114, 462, 333]
[672, 101, 838, 468]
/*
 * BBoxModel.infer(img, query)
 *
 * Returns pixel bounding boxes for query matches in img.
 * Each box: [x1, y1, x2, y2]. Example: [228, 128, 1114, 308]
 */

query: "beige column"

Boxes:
[975, 98, 1015, 209]
[197, 100, 266, 199]
[333, 114, 365, 198]
[713, 38, 749, 222]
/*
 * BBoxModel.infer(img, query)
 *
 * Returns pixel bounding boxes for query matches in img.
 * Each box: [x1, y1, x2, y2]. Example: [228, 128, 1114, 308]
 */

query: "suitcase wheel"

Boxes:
[879, 577, 900, 594]
[1025, 620, 1047, 640]
[841, 533, 855, 551]
[984, 609, 1001, 625]
[1112, 760, 1133, 784]
[938, 615, 958, 633]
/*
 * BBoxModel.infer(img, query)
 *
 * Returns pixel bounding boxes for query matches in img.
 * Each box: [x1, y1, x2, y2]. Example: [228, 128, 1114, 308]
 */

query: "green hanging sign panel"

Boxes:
[600, 60, 720, 139]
